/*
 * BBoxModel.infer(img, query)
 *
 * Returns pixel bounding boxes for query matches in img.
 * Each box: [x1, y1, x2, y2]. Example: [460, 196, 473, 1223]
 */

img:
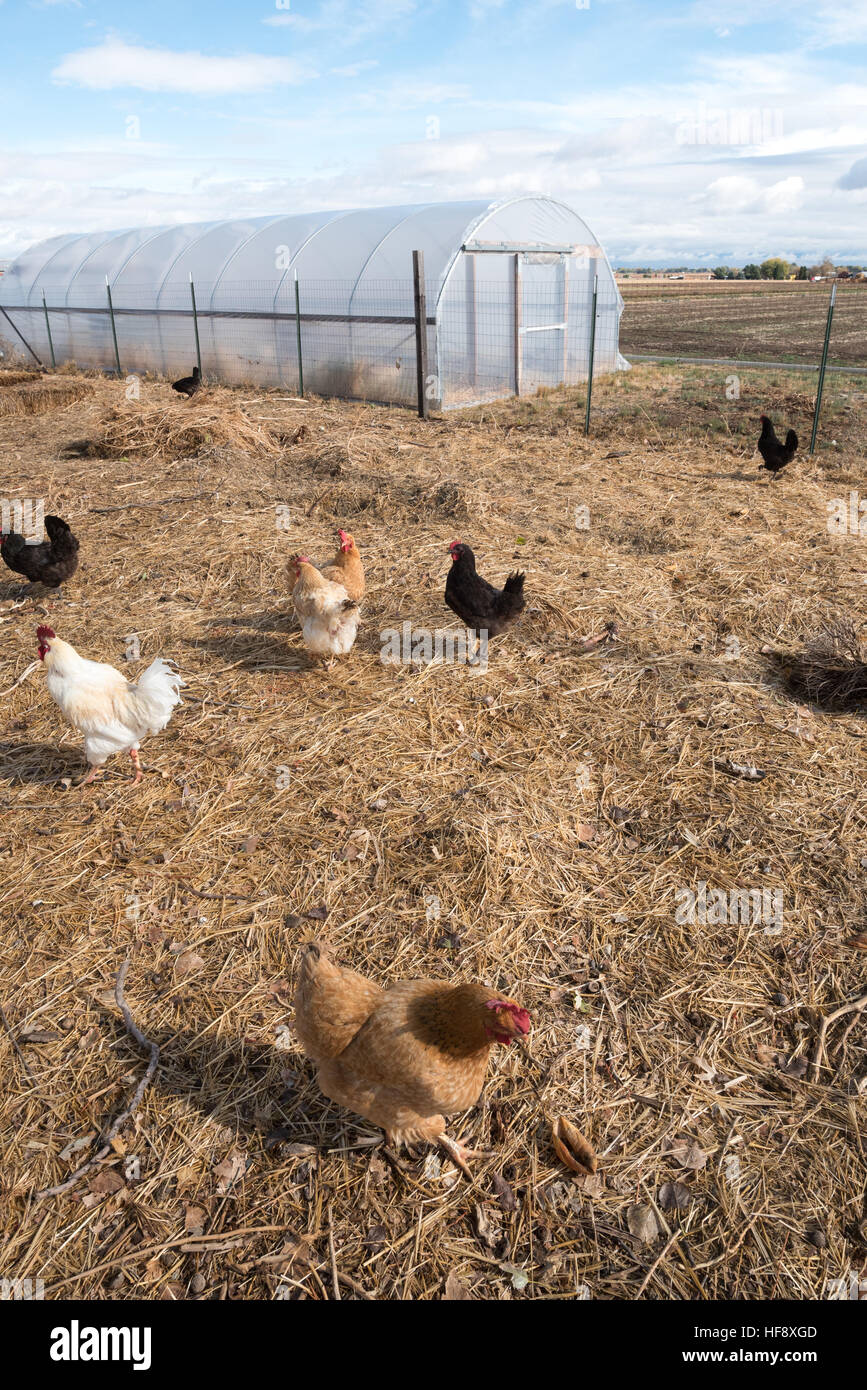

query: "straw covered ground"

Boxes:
[0, 373, 93, 420]
[0, 363, 865, 1301]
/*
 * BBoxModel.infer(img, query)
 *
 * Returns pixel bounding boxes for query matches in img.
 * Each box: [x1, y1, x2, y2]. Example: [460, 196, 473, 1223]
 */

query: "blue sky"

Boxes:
[1, 0, 865, 265]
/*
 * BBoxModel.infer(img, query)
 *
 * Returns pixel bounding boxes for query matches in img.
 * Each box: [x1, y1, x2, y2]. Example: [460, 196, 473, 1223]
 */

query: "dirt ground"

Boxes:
[620, 280, 867, 368]
[0, 362, 865, 1301]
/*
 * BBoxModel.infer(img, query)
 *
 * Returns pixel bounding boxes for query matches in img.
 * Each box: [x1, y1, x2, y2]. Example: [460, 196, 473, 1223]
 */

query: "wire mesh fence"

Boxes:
[2, 269, 861, 420]
[827, 284, 867, 370]
[2, 277, 440, 410]
[0, 256, 624, 414]
[436, 255, 622, 408]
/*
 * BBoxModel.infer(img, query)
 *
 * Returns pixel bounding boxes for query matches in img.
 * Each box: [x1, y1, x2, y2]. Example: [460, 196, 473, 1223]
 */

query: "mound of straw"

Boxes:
[82, 390, 283, 460]
[0, 370, 43, 387]
[0, 376, 93, 419]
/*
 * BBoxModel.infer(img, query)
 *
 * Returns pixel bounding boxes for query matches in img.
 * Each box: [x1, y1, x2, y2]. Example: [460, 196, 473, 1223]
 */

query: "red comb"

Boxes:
[36, 625, 56, 641]
[485, 999, 531, 1034]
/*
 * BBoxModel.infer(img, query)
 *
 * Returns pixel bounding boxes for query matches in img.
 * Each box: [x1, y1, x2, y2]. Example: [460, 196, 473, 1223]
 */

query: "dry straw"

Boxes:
[76, 387, 283, 461]
[0, 365, 864, 1301]
[0, 372, 93, 419]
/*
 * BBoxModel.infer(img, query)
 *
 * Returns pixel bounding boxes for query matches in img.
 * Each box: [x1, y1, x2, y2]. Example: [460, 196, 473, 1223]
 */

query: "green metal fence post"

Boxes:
[189, 274, 203, 381]
[41, 292, 56, 370]
[412, 250, 430, 419]
[809, 281, 837, 456]
[105, 277, 122, 377]
[294, 271, 304, 397]
[0, 305, 44, 368]
[584, 273, 598, 437]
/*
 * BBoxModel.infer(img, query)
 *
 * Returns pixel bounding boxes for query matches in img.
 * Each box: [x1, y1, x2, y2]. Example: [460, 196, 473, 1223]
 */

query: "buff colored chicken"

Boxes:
[36, 625, 184, 785]
[290, 556, 360, 665]
[294, 942, 530, 1172]
[318, 529, 365, 601]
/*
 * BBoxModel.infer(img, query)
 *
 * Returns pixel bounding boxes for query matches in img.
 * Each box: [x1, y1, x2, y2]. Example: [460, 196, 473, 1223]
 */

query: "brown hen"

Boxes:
[318, 529, 365, 600]
[293, 942, 530, 1171]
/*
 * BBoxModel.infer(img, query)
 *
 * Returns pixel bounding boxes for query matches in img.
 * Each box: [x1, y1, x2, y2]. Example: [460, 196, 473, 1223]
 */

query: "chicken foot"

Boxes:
[19, 582, 63, 602]
[438, 1133, 491, 1177]
[384, 1118, 490, 1177]
[129, 748, 144, 785]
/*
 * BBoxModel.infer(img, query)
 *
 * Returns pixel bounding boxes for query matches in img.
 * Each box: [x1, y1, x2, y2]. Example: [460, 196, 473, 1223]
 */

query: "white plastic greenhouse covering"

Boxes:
[0, 195, 626, 409]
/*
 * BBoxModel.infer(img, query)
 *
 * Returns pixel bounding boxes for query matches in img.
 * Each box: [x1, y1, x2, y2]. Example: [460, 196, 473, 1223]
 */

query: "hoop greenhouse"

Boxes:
[0, 195, 627, 409]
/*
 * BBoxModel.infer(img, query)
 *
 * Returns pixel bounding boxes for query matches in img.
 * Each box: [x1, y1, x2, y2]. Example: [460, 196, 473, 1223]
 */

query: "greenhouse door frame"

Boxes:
[515, 251, 569, 397]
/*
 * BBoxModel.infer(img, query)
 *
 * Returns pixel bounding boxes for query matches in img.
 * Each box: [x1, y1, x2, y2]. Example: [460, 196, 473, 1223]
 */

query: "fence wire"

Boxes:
[828, 285, 867, 370]
[0, 254, 626, 412]
[3, 272, 861, 412]
[5, 278, 438, 409]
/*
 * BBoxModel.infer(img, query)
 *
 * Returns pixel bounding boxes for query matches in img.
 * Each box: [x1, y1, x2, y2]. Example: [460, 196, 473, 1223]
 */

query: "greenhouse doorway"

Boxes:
[517, 253, 568, 395]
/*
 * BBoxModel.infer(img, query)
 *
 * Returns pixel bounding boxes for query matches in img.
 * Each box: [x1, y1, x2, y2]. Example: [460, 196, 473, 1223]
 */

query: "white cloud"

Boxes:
[755, 175, 805, 213]
[697, 53, 805, 95]
[52, 39, 317, 93]
[330, 60, 379, 77]
[806, 1, 867, 49]
[695, 173, 805, 214]
[681, 0, 867, 48]
[263, 0, 416, 44]
[349, 79, 470, 111]
[839, 156, 867, 190]
[263, 13, 313, 28]
[697, 174, 760, 212]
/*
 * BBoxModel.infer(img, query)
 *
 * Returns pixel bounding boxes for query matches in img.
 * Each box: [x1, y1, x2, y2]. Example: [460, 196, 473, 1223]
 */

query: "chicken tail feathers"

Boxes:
[496, 570, 527, 621]
[294, 940, 383, 1063]
[784, 429, 798, 456]
[44, 515, 79, 558]
[132, 658, 184, 735]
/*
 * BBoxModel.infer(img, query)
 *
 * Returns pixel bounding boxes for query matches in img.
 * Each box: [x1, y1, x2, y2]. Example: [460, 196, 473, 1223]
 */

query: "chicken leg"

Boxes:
[384, 1115, 489, 1177]
[129, 748, 143, 785]
[78, 764, 104, 799]
[438, 1133, 491, 1177]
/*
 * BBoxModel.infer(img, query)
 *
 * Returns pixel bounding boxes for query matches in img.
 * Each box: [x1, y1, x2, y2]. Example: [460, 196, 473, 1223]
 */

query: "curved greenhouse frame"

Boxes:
[0, 195, 626, 408]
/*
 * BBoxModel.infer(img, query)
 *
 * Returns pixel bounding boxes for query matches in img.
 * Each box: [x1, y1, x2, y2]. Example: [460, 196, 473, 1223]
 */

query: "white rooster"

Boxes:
[290, 556, 359, 665]
[36, 625, 184, 786]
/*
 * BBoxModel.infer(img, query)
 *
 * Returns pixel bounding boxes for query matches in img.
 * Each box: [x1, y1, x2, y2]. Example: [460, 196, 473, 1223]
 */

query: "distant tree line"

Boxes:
[621, 262, 864, 278]
[711, 258, 863, 280]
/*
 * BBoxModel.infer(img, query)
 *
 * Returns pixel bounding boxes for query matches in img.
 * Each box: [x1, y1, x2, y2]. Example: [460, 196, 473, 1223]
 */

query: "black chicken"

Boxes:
[1, 514, 79, 591]
[172, 365, 201, 398]
[758, 415, 798, 477]
[445, 541, 526, 641]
